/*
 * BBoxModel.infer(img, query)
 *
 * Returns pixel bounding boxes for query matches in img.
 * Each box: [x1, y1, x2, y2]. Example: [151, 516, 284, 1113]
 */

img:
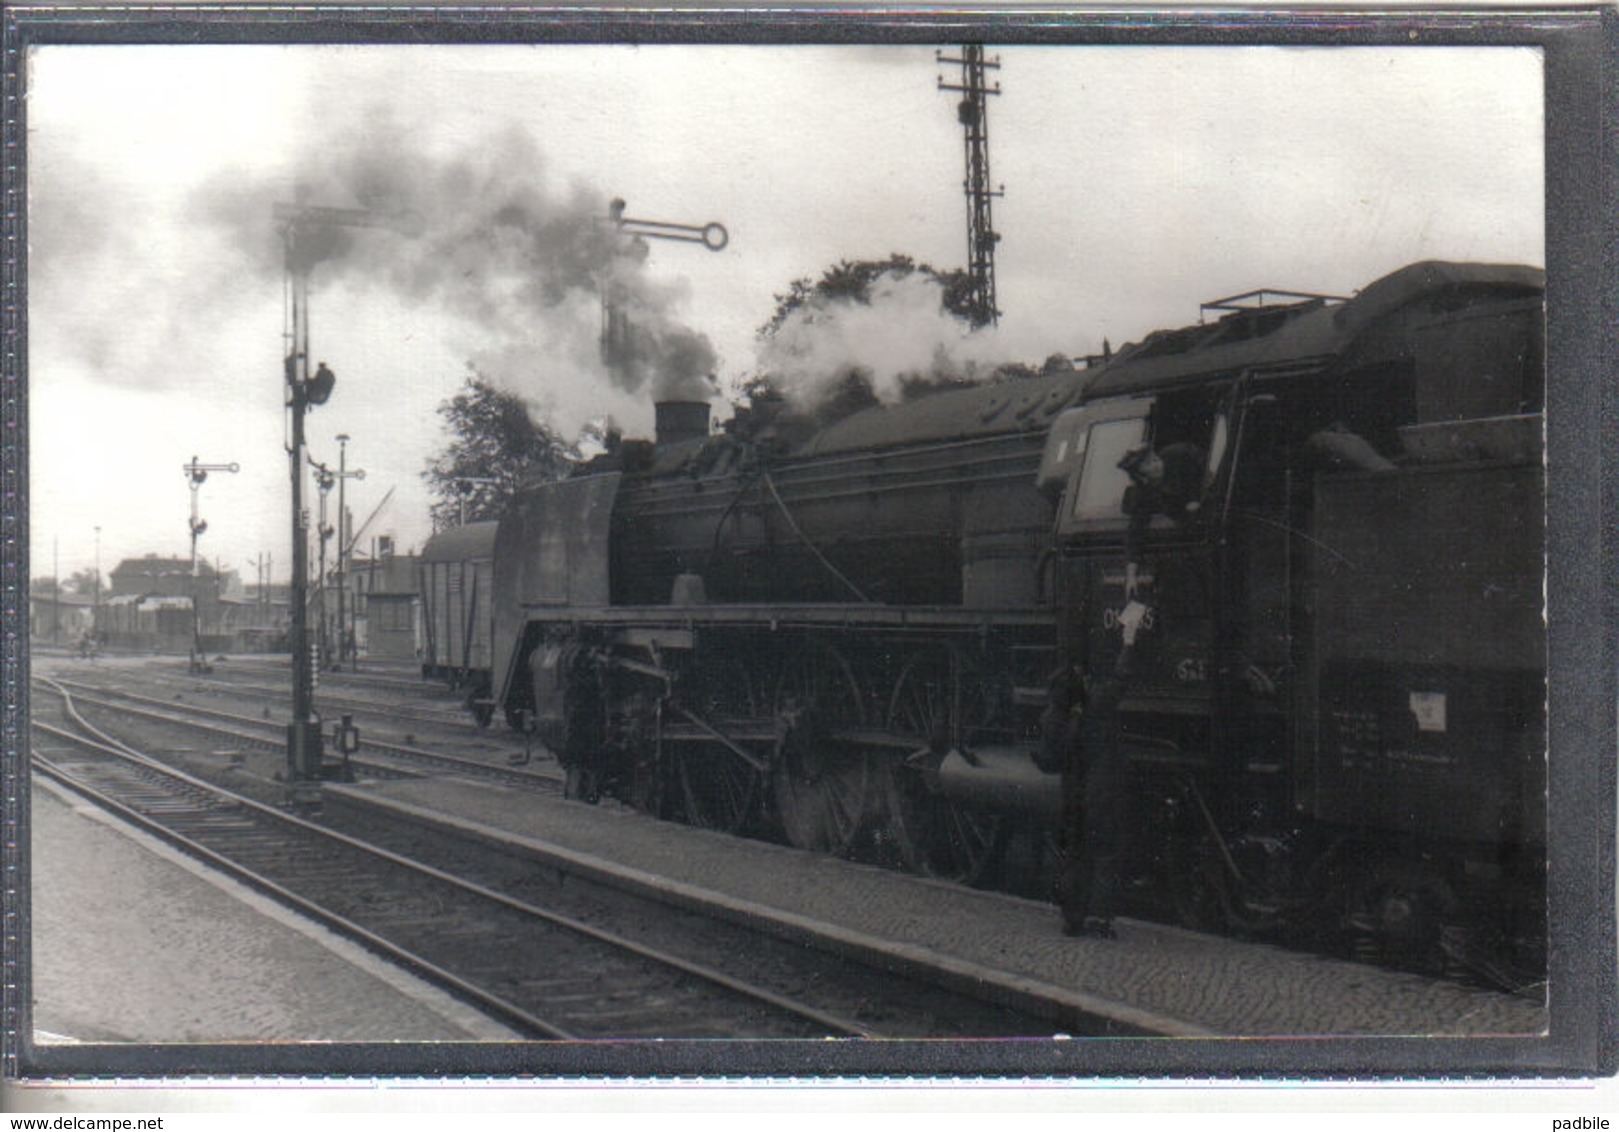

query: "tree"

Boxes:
[423, 369, 579, 532]
[65, 567, 103, 596]
[33, 568, 103, 597]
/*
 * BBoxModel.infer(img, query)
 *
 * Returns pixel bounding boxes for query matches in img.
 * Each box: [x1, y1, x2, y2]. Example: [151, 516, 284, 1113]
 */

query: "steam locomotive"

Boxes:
[439, 260, 1547, 981]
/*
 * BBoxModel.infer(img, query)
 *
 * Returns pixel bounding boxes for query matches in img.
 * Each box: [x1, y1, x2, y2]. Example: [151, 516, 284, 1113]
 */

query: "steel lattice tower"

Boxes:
[938, 45, 1002, 328]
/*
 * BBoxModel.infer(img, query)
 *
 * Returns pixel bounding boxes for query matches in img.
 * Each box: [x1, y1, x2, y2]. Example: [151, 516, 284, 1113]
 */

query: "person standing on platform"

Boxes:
[1055, 438, 1206, 939]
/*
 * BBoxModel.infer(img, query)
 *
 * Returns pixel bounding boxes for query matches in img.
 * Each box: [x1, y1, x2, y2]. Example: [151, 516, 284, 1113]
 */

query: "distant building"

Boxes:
[219, 585, 291, 653]
[97, 593, 193, 654]
[349, 541, 420, 664]
[102, 554, 240, 653]
[29, 591, 94, 644]
[109, 554, 212, 599]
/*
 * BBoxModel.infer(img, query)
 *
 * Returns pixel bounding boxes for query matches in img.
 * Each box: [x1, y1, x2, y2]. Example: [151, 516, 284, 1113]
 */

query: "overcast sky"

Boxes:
[26, 42, 1543, 586]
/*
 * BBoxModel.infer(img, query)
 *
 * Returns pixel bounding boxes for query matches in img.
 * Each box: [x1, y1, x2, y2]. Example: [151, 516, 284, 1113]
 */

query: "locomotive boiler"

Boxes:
[489, 365, 1075, 876]
[475, 260, 1546, 980]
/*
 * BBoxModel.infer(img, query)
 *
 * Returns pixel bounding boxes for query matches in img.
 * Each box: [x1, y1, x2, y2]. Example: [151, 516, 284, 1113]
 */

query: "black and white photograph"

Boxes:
[5, 2, 1615, 1106]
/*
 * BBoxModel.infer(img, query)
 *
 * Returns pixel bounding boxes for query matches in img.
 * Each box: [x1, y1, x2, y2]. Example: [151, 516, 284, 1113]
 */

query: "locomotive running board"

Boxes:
[514, 601, 1053, 630]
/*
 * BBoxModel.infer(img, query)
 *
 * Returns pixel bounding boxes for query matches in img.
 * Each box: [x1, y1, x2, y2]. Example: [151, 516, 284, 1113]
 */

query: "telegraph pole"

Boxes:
[938, 46, 1003, 328]
[333, 433, 365, 669]
[183, 456, 239, 674]
[308, 456, 335, 667]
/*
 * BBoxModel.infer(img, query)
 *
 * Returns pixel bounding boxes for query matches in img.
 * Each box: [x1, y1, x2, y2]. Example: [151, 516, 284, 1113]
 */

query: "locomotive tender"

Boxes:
[465, 260, 1545, 973]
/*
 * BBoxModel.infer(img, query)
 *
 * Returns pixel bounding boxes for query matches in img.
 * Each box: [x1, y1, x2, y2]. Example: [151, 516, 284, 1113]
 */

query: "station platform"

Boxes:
[28, 778, 521, 1045]
[327, 773, 1550, 1039]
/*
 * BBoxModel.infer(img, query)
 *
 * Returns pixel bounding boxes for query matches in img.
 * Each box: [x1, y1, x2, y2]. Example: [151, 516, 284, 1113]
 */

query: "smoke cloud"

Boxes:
[754, 269, 1012, 409]
[184, 108, 719, 432]
[37, 102, 1030, 440]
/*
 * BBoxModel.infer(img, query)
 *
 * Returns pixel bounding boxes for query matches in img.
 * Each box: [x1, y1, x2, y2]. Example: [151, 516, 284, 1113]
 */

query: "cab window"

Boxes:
[1071, 417, 1146, 522]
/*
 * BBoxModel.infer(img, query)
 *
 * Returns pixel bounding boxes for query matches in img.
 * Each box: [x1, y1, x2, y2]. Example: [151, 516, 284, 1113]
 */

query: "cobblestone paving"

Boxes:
[343, 776, 1549, 1038]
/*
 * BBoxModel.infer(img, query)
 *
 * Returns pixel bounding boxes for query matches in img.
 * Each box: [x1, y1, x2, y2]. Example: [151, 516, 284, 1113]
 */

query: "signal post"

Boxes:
[275, 193, 415, 796]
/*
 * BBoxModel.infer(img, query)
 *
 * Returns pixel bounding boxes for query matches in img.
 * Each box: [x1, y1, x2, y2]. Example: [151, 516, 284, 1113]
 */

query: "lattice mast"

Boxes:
[938, 45, 1003, 328]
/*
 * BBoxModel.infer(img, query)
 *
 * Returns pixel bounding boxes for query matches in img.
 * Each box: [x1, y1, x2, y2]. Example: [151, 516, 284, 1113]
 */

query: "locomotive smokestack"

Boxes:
[654, 400, 711, 447]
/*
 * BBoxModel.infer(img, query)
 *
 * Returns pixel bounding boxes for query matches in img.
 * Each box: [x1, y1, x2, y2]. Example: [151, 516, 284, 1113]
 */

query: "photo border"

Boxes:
[2, 2, 1613, 1084]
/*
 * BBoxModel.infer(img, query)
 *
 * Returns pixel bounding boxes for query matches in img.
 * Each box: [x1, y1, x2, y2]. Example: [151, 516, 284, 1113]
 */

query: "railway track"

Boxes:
[32, 677, 1069, 1039]
[38, 674, 557, 792]
[196, 670, 472, 728]
[69, 656, 483, 733]
[224, 654, 440, 697]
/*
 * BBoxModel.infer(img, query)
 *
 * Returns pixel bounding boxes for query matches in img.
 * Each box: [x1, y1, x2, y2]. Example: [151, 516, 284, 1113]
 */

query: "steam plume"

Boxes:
[755, 269, 1009, 409]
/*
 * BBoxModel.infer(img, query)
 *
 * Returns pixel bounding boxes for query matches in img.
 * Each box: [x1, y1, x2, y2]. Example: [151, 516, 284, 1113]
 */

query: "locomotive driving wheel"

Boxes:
[880, 647, 1006, 884]
[679, 745, 760, 833]
[677, 657, 767, 835]
[771, 638, 874, 856]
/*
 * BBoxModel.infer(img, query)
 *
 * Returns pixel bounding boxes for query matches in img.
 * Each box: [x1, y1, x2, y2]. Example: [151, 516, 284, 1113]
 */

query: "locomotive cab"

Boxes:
[1049, 363, 1465, 912]
[1045, 265, 1546, 973]
[1051, 386, 1230, 768]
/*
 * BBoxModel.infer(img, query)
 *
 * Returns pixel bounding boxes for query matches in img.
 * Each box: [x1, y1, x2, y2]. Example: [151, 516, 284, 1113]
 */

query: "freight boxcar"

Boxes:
[418, 521, 498, 717]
